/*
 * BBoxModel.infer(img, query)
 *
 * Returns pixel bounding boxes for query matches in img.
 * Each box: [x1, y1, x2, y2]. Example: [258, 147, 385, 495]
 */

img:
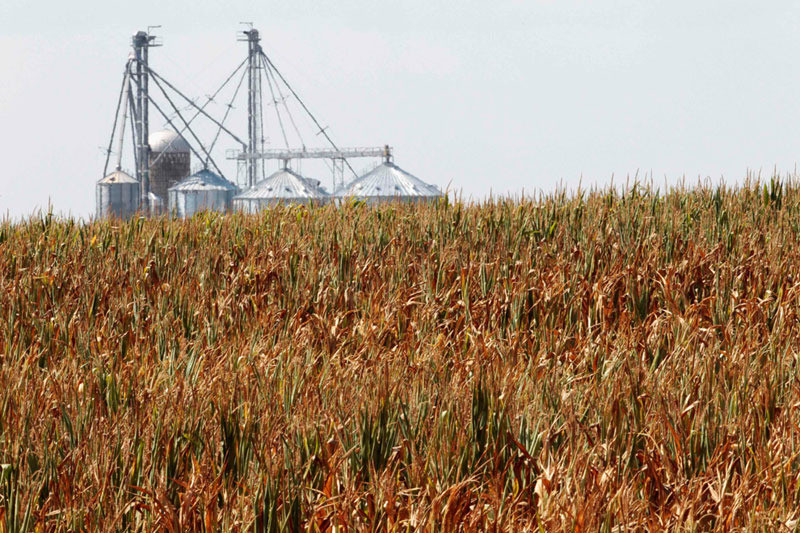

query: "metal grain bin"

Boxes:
[168, 169, 237, 218]
[96, 170, 140, 219]
[234, 166, 329, 212]
[334, 161, 441, 205]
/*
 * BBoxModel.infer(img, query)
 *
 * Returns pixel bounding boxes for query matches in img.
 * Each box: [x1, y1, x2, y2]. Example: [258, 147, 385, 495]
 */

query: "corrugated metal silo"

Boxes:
[96, 170, 140, 219]
[334, 161, 442, 205]
[233, 166, 329, 212]
[149, 129, 191, 203]
[168, 169, 237, 218]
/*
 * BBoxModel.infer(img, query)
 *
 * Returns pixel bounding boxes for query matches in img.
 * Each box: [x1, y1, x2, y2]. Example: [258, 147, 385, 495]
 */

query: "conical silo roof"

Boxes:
[168, 169, 237, 192]
[97, 170, 138, 184]
[334, 162, 441, 200]
[235, 167, 328, 201]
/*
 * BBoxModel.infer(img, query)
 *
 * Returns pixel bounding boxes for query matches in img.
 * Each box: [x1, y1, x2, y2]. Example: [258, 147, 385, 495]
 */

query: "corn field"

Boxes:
[2, 179, 800, 531]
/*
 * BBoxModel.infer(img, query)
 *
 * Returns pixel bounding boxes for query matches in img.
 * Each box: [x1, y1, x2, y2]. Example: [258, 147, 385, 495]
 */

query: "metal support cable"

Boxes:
[263, 55, 304, 149]
[114, 68, 131, 170]
[149, 58, 248, 168]
[142, 62, 248, 148]
[129, 72, 208, 169]
[103, 61, 132, 177]
[199, 57, 248, 111]
[261, 52, 358, 179]
[184, 57, 247, 136]
[147, 73, 225, 176]
[260, 53, 290, 150]
[208, 64, 248, 155]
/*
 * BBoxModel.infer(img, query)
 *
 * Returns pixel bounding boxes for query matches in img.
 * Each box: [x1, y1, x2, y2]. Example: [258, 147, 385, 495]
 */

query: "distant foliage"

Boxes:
[2, 179, 800, 530]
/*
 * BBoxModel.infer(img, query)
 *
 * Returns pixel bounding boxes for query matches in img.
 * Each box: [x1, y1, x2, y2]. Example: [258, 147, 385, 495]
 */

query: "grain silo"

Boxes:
[96, 170, 140, 219]
[334, 156, 442, 205]
[233, 166, 329, 212]
[149, 129, 191, 202]
[168, 169, 237, 218]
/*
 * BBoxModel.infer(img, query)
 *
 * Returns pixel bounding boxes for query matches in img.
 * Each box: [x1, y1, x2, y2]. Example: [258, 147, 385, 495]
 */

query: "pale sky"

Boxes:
[2, 1, 800, 218]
